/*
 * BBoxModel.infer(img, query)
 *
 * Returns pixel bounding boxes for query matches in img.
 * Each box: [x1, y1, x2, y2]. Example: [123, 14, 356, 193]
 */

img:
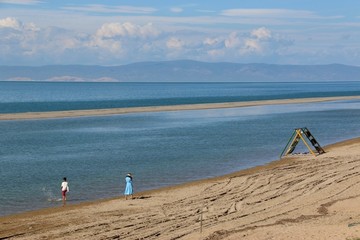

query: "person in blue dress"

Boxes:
[124, 173, 133, 200]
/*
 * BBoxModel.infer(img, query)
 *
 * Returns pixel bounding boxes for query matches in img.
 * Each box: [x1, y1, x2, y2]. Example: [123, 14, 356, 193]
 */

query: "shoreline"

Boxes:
[1, 95, 360, 121]
[0, 150, 299, 218]
[1, 137, 360, 239]
[0, 151, 299, 219]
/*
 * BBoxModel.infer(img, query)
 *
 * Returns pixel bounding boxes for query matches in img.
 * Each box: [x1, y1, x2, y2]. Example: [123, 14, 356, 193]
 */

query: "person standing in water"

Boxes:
[124, 173, 133, 200]
[61, 177, 69, 206]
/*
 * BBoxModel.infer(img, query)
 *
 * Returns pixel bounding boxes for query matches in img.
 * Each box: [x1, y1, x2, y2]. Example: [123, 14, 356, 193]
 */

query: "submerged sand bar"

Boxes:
[1, 95, 360, 121]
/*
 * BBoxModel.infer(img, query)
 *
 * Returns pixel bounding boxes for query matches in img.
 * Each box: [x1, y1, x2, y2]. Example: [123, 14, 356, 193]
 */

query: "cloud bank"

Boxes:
[0, 16, 297, 65]
[0, 3, 359, 66]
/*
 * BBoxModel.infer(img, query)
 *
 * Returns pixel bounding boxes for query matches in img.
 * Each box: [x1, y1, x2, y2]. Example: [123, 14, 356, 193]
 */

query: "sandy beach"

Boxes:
[1, 95, 360, 121]
[1, 137, 360, 239]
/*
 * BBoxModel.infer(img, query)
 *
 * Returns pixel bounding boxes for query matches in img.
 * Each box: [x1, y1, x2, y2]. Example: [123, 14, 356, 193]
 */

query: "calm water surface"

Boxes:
[0, 82, 360, 216]
[1, 81, 360, 113]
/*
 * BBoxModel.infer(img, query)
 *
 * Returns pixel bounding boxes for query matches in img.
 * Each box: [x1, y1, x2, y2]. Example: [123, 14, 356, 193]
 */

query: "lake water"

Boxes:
[0, 81, 360, 216]
[1, 81, 360, 113]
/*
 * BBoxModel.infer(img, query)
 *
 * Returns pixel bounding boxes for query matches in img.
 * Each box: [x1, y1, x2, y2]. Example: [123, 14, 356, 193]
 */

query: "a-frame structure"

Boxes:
[280, 127, 325, 158]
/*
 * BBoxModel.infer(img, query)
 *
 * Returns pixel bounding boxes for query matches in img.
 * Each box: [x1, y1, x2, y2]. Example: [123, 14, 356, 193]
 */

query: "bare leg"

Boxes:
[62, 193, 66, 206]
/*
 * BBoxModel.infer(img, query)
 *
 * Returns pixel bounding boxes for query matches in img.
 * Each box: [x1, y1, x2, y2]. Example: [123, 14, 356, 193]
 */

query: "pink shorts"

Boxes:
[62, 190, 67, 197]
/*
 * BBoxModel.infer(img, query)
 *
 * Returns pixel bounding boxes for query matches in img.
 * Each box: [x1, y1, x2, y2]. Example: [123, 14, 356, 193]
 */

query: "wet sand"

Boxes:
[1, 95, 360, 120]
[1, 138, 360, 239]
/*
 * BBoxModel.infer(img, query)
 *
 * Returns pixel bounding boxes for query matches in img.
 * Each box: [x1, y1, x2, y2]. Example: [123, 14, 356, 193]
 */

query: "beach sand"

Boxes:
[1, 95, 360, 120]
[1, 138, 360, 239]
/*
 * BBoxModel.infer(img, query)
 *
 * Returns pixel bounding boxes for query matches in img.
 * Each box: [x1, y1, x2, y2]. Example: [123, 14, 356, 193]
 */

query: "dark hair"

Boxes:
[63, 177, 67, 181]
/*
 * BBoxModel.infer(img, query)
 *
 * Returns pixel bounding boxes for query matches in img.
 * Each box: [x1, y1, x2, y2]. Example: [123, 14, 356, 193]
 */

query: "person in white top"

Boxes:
[61, 177, 69, 206]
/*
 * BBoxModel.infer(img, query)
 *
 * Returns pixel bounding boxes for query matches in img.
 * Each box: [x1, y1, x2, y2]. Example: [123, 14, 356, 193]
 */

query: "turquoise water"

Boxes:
[0, 82, 360, 216]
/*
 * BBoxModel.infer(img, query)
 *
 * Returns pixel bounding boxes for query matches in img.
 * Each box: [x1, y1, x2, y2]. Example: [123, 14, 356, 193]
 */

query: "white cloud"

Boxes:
[0, 18, 163, 64]
[0, 17, 93, 64]
[203, 37, 220, 46]
[224, 32, 241, 48]
[59, 37, 81, 50]
[0, 17, 39, 31]
[0, 14, 357, 66]
[62, 4, 157, 14]
[0, 18, 285, 64]
[95, 22, 160, 38]
[0, 18, 21, 30]
[0, 0, 41, 5]
[243, 39, 262, 53]
[166, 37, 183, 49]
[206, 27, 279, 56]
[88, 38, 122, 54]
[0, 17, 23, 29]
[170, 7, 183, 13]
[251, 27, 271, 40]
[220, 9, 319, 19]
[239, 28, 274, 54]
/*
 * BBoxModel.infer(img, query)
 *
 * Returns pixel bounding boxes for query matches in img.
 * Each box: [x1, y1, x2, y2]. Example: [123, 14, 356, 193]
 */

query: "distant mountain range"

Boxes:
[1, 60, 360, 82]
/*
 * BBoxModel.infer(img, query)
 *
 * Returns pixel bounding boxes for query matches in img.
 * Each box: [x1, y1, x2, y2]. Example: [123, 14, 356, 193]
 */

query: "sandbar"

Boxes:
[1, 95, 360, 120]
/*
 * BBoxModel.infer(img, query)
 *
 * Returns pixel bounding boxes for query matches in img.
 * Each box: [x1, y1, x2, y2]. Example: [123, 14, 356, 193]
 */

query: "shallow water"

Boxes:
[1, 99, 360, 216]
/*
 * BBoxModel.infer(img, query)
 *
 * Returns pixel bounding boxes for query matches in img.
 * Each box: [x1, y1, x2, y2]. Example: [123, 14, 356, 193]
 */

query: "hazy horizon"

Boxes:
[2, 61, 360, 82]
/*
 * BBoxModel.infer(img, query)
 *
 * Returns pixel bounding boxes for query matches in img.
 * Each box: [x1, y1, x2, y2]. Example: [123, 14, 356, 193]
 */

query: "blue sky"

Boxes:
[0, 0, 359, 66]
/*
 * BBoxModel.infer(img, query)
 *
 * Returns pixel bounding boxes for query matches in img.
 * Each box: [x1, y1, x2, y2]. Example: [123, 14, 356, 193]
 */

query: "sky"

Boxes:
[0, 0, 359, 66]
